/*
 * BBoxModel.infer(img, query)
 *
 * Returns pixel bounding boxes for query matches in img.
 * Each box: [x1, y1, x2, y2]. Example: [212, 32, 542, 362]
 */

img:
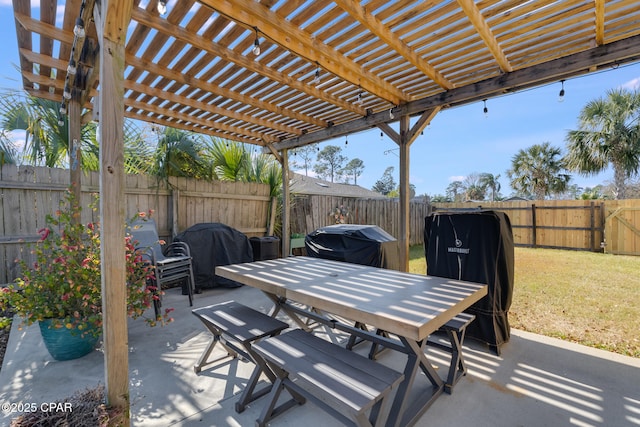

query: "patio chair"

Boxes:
[128, 218, 195, 316]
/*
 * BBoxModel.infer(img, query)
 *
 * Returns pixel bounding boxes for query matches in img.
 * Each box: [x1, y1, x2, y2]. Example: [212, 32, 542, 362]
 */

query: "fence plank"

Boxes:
[0, 166, 271, 284]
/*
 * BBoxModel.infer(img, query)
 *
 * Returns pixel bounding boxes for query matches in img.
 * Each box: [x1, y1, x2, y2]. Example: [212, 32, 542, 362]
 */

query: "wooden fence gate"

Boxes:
[605, 207, 640, 255]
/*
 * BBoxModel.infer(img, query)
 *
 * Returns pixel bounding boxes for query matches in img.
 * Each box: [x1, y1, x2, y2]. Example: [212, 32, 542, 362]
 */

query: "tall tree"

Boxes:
[342, 158, 365, 184]
[463, 173, 487, 201]
[446, 180, 465, 202]
[290, 145, 317, 176]
[564, 88, 640, 199]
[314, 145, 347, 182]
[479, 172, 501, 201]
[371, 166, 396, 195]
[508, 142, 571, 200]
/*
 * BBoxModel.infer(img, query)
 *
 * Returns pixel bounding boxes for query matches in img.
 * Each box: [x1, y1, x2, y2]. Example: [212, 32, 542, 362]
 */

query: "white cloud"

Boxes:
[621, 77, 640, 91]
[448, 175, 466, 183]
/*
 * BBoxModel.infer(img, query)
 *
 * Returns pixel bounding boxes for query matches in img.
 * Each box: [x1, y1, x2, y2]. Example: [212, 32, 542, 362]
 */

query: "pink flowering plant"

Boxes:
[0, 190, 173, 338]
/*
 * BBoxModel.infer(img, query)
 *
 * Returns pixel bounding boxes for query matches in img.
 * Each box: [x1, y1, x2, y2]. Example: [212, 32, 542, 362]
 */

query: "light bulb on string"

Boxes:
[311, 66, 320, 85]
[157, 0, 167, 15]
[354, 91, 363, 106]
[345, 136, 348, 146]
[483, 99, 488, 118]
[389, 108, 394, 120]
[67, 58, 77, 76]
[252, 28, 261, 56]
[73, 18, 85, 39]
[380, 131, 383, 141]
[558, 80, 565, 102]
[59, 103, 67, 115]
[63, 85, 72, 100]
[58, 115, 65, 127]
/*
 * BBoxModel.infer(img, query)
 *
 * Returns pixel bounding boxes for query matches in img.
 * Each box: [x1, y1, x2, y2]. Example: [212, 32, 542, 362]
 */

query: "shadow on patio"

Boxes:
[1, 284, 639, 427]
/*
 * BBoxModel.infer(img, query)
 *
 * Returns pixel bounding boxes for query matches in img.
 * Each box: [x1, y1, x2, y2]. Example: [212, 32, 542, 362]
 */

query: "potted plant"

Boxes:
[0, 190, 173, 361]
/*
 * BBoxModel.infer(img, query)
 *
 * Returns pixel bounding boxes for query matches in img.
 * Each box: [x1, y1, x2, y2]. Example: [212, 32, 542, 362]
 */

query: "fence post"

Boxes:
[531, 203, 537, 248]
[589, 201, 595, 251]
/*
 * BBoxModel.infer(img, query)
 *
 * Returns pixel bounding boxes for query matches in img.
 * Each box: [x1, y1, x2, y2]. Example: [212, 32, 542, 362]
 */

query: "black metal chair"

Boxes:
[129, 218, 195, 317]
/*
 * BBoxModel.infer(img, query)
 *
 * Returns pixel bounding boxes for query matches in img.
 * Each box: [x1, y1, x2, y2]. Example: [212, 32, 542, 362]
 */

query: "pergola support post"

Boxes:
[68, 98, 82, 209]
[394, 108, 441, 271]
[96, 0, 133, 423]
[281, 149, 290, 257]
[398, 115, 410, 271]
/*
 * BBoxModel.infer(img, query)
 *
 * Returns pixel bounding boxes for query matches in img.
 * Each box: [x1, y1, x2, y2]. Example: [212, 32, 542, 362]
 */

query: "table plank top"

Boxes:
[216, 257, 487, 341]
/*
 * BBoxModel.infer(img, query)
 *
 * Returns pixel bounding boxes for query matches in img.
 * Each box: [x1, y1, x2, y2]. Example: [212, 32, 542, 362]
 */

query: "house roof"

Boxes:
[290, 173, 385, 198]
[11, 0, 640, 151]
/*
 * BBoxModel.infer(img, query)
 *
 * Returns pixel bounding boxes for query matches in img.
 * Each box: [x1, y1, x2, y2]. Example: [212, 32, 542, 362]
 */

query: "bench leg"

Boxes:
[255, 375, 306, 427]
[235, 344, 279, 413]
[193, 334, 239, 374]
[444, 328, 467, 394]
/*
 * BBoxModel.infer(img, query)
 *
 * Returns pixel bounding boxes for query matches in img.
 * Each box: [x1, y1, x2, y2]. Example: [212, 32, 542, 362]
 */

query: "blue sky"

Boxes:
[1, 1, 640, 197]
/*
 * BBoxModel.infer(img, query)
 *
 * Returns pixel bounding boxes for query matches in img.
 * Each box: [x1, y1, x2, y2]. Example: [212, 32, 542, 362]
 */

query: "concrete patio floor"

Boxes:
[1, 284, 639, 427]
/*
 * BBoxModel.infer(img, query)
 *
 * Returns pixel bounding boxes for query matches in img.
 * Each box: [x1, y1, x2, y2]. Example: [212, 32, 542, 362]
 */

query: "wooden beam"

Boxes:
[594, 0, 605, 46]
[397, 115, 410, 272]
[199, 0, 408, 105]
[406, 107, 441, 143]
[334, 0, 454, 91]
[456, 0, 513, 73]
[96, 0, 132, 422]
[126, 54, 327, 128]
[131, 7, 366, 118]
[281, 149, 290, 257]
[12, 0, 34, 90]
[272, 34, 640, 151]
[68, 98, 83, 207]
[378, 122, 399, 144]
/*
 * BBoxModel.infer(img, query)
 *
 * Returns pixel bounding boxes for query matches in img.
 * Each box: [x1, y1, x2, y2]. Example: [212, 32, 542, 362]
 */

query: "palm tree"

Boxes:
[0, 89, 151, 173]
[150, 127, 210, 182]
[479, 173, 501, 201]
[507, 142, 571, 200]
[0, 131, 17, 165]
[0, 91, 87, 167]
[564, 88, 640, 199]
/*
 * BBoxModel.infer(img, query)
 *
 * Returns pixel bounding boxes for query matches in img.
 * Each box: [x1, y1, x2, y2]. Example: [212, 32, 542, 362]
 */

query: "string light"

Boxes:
[59, 103, 67, 115]
[345, 136, 348, 145]
[73, 18, 85, 39]
[558, 80, 565, 102]
[380, 131, 383, 140]
[389, 108, 394, 120]
[354, 90, 363, 106]
[67, 58, 77, 76]
[58, 115, 65, 127]
[311, 66, 321, 85]
[252, 28, 261, 56]
[63, 84, 72, 100]
[157, 0, 167, 15]
[483, 99, 488, 117]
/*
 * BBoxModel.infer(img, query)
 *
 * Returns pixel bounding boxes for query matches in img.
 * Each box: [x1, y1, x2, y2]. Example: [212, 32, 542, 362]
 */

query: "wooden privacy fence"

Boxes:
[433, 200, 640, 255]
[0, 165, 271, 284]
[290, 195, 432, 246]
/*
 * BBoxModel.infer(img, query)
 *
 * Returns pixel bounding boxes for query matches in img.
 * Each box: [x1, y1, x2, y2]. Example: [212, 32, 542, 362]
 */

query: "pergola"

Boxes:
[10, 0, 640, 421]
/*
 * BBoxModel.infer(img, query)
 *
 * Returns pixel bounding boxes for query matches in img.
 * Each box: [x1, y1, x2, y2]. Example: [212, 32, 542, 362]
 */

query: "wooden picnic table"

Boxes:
[216, 256, 487, 427]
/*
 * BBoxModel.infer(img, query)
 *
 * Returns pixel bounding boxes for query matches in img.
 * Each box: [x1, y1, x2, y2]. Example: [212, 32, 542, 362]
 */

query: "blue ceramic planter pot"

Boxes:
[38, 320, 100, 361]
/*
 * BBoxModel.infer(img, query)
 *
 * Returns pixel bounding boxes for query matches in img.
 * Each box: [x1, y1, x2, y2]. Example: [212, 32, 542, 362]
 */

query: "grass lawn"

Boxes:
[408, 245, 640, 358]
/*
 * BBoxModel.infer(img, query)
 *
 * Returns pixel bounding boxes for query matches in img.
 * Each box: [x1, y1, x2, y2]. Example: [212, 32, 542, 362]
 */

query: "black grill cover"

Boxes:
[174, 223, 253, 289]
[305, 224, 399, 270]
[424, 211, 514, 354]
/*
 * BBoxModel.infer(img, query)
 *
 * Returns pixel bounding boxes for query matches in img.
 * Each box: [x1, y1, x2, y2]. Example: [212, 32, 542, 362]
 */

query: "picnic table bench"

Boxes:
[253, 329, 404, 427]
[192, 301, 288, 412]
